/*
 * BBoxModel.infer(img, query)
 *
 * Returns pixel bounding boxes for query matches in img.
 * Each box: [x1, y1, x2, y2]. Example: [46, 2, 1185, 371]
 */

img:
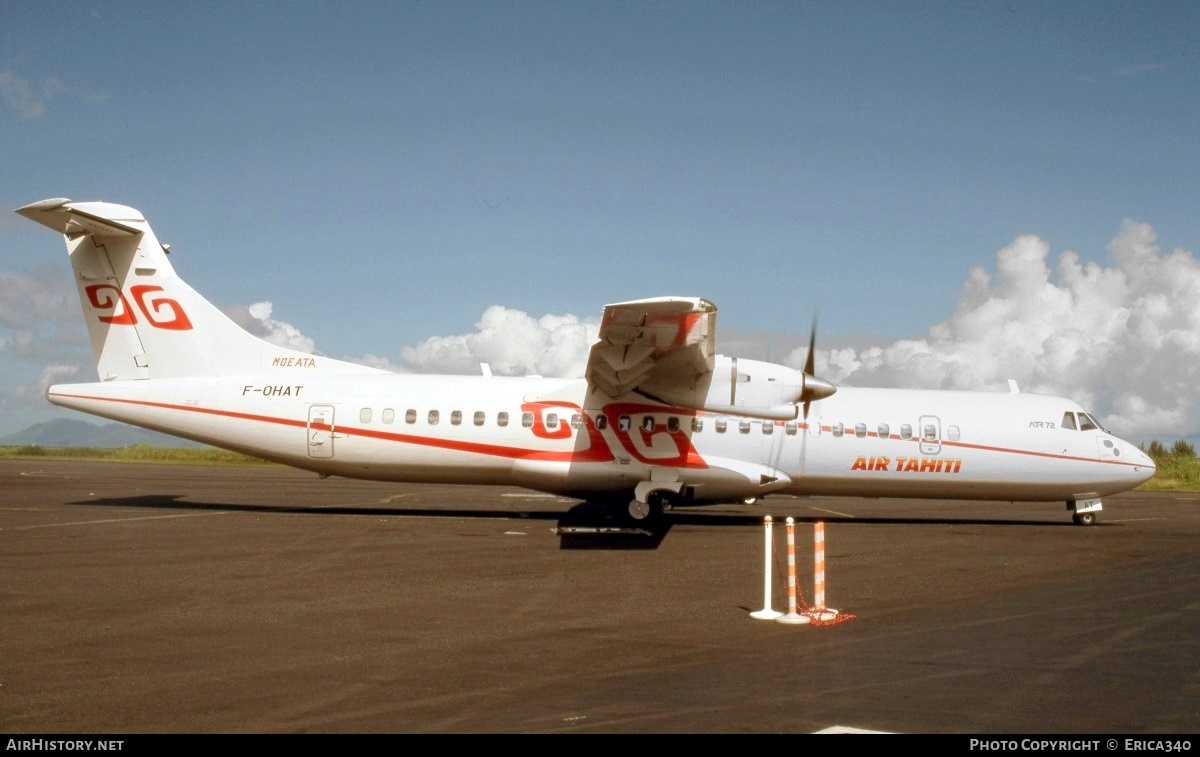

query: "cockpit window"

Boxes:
[1078, 413, 1099, 432]
[1062, 412, 1077, 431]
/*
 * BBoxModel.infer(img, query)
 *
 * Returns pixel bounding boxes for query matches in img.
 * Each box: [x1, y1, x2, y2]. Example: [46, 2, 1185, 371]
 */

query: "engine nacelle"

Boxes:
[644, 356, 808, 421]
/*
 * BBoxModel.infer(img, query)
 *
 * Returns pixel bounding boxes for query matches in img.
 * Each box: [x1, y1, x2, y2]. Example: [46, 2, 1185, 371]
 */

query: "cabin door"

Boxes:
[308, 404, 336, 459]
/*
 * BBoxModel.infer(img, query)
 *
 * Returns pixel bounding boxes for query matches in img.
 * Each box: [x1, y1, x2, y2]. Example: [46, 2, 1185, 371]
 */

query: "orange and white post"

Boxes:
[809, 521, 839, 622]
[776, 517, 810, 625]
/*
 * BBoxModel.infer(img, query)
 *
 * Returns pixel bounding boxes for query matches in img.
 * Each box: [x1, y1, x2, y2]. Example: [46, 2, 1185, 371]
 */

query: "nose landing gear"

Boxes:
[1068, 497, 1102, 526]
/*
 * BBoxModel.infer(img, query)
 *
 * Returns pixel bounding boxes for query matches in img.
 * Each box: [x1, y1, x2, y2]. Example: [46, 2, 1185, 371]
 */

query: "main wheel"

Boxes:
[628, 498, 652, 521]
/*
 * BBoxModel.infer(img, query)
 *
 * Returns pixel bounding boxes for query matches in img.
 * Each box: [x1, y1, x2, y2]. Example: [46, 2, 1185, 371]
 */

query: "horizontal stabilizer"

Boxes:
[16, 199, 145, 238]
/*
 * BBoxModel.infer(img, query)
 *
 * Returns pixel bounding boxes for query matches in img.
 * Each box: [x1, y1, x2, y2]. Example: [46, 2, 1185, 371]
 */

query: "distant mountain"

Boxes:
[0, 419, 205, 448]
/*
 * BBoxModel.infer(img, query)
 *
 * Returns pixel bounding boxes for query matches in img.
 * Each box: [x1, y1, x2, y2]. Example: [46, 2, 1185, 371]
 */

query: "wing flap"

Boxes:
[585, 297, 717, 399]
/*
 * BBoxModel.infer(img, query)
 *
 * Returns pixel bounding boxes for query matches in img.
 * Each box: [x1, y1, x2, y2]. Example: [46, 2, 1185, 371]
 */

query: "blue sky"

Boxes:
[3, 1, 1200, 441]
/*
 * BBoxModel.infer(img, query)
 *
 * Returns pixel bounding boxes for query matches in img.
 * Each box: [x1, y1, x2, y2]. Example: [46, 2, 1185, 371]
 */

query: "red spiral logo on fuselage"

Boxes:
[521, 400, 706, 467]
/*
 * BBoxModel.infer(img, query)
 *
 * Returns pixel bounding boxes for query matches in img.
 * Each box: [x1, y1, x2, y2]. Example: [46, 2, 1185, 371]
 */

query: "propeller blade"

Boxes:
[804, 312, 818, 377]
[799, 309, 836, 419]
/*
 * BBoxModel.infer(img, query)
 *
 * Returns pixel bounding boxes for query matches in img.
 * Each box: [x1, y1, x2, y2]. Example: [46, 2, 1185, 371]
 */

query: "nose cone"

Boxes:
[1126, 443, 1157, 486]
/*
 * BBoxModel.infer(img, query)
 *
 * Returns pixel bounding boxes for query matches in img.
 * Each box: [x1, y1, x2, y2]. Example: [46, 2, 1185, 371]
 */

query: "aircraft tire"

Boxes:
[628, 498, 653, 521]
[1072, 511, 1097, 526]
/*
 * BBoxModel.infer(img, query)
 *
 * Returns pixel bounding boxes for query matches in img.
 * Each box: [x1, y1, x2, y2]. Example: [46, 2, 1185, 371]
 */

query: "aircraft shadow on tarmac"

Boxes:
[67, 494, 674, 549]
[68, 494, 1090, 552]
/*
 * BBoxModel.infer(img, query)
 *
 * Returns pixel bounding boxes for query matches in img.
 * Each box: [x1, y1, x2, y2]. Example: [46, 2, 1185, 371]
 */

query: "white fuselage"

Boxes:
[48, 372, 1156, 506]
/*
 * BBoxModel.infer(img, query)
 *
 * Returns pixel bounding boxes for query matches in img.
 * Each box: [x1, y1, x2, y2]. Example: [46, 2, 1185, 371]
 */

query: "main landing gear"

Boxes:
[626, 488, 763, 522]
[626, 480, 690, 525]
[627, 490, 673, 524]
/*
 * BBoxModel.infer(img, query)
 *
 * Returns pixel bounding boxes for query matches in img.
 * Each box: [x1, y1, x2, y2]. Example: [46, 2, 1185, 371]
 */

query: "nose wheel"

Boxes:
[1069, 497, 1102, 526]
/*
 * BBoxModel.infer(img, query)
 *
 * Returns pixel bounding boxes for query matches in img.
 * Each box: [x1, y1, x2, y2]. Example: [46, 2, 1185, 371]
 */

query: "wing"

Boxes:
[584, 296, 717, 400]
[584, 296, 822, 420]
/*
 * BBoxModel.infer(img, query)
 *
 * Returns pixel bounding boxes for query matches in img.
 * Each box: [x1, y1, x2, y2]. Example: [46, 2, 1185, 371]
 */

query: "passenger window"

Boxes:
[571, 413, 583, 429]
[854, 423, 866, 438]
[618, 416, 631, 431]
[947, 425, 960, 441]
[668, 417, 680, 433]
[473, 411, 485, 426]
[900, 424, 912, 440]
[762, 421, 774, 435]
[739, 419, 751, 434]
[596, 414, 608, 430]
[715, 418, 727, 433]
[497, 412, 509, 427]
[923, 425, 937, 440]
[405, 409, 417, 424]
[878, 423, 890, 438]
[428, 410, 439, 425]
[1062, 412, 1077, 431]
[784, 421, 797, 436]
[642, 416, 655, 432]
[360, 408, 372, 424]
[692, 417, 704, 432]
[522, 412, 534, 428]
[832, 423, 844, 437]
[382, 408, 395, 424]
[546, 413, 558, 429]
[451, 410, 462, 426]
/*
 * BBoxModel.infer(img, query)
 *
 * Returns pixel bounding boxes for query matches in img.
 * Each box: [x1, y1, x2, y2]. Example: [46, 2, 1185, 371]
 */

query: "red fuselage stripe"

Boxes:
[49, 391, 588, 461]
[49, 391, 1148, 469]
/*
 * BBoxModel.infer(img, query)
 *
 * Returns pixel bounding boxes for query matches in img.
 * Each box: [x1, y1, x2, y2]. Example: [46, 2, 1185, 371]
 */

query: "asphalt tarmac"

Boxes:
[1, 459, 1197, 734]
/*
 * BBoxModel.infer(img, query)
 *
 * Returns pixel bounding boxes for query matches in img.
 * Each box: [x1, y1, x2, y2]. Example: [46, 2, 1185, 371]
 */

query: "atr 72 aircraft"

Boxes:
[17, 198, 1156, 526]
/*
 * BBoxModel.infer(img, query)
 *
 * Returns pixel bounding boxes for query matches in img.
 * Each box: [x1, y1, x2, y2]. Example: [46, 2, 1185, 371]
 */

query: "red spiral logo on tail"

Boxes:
[83, 284, 193, 331]
[85, 284, 137, 325]
[130, 285, 193, 330]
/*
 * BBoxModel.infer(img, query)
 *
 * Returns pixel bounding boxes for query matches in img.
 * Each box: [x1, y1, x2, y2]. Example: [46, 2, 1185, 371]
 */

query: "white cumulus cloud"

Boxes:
[401, 305, 600, 378]
[0, 264, 88, 363]
[790, 221, 1200, 440]
[6, 363, 84, 403]
[0, 70, 64, 118]
[0, 264, 76, 329]
[0, 69, 108, 118]
[226, 301, 319, 354]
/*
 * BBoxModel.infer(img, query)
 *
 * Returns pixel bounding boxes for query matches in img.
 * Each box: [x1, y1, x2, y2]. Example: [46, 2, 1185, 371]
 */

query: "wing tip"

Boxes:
[603, 296, 716, 314]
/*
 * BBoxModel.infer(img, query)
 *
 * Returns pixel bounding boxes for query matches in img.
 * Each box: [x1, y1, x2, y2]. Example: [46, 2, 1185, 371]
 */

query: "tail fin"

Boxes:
[16, 198, 378, 380]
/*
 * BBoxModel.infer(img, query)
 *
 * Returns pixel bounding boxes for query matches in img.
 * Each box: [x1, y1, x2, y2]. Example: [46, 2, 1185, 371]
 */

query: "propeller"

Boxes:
[797, 310, 836, 479]
[798, 312, 836, 421]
